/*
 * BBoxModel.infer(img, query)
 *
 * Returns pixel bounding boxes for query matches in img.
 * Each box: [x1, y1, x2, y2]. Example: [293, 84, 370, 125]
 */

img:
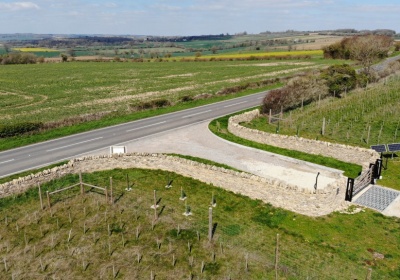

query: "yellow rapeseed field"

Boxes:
[13, 47, 58, 52]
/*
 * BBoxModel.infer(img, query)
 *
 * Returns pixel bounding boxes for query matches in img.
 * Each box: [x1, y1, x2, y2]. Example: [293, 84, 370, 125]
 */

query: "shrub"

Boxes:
[135, 98, 171, 110]
[180, 95, 193, 102]
[320, 64, 357, 96]
[0, 122, 44, 138]
[395, 42, 400, 51]
[262, 73, 328, 114]
[0, 52, 38, 65]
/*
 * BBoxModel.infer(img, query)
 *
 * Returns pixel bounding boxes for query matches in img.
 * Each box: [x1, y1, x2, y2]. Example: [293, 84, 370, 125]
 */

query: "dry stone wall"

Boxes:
[0, 153, 349, 217]
[228, 109, 379, 169]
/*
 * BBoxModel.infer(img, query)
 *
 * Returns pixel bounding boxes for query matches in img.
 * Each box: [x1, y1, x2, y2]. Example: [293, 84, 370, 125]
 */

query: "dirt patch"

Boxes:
[45, 56, 115, 63]
[294, 36, 343, 50]
[229, 62, 315, 67]
[205, 66, 315, 86]
[162, 73, 197, 78]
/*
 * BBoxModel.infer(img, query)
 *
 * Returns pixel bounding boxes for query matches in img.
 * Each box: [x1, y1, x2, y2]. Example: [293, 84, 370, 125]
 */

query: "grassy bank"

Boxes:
[242, 74, 400, 188]
[245, 76, 400, 149]
[0, 168, 398, 279]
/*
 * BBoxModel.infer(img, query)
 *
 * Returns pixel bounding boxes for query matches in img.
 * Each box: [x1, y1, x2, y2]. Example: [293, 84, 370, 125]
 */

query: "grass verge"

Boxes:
[379, 158, 400, 191]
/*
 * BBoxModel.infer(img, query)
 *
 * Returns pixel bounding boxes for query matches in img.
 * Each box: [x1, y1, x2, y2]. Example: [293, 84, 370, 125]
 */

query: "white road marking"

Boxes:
[224, 101, 248, 107]
[0, 159, 14, 165]
[126, 121, 166, 132]
[46, 137, 103, 152]
[182, 110, 212, 118]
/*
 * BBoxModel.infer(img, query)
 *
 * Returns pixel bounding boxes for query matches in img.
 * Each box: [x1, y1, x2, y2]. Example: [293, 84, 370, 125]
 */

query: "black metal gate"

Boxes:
[345, 159, 382, 202]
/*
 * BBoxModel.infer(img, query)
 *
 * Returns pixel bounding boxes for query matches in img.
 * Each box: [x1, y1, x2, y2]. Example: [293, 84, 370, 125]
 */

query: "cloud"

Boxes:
[0, 1, 40, 11]
[150, 4, 182, 11]
[356, 4, 400, 13]
[104, 2, 117, 8]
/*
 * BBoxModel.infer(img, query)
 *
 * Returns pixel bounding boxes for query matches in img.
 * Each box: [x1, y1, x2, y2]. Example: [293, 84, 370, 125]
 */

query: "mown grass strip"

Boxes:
[209, 110, 362, 178]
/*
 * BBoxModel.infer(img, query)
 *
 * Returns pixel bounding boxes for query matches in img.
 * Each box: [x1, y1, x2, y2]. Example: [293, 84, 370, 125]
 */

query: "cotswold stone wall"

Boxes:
[228, 109, 379, 169]
[0, 153, 349, 217]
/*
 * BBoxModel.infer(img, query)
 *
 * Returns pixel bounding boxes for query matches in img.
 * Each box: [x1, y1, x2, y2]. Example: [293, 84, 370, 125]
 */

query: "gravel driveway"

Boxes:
[89, 121, 344, 191]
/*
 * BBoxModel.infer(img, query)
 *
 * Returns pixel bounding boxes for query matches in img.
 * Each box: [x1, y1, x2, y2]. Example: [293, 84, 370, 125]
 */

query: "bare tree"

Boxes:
[347, 35, 393, 74]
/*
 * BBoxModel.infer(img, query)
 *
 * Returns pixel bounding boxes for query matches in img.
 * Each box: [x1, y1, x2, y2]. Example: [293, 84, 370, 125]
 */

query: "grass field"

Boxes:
[0, 57, 342, 127]
[0, 168, 399, 279]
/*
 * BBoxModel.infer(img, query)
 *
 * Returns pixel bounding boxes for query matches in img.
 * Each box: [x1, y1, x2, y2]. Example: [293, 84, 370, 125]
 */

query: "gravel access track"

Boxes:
[89, 121, 343, 192]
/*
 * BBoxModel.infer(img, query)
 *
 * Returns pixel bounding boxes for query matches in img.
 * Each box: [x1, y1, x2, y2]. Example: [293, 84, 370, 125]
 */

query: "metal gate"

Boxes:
[345, 159, 382, 202]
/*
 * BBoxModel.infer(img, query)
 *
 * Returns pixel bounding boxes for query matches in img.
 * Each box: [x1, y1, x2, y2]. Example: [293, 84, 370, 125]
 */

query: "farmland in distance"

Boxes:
[0, 56, 344, 126]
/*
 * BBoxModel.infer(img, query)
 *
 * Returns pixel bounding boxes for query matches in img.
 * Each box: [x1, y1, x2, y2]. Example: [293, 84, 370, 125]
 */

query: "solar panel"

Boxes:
[388, 143, 400, 152]
[370, 144, 387, 153]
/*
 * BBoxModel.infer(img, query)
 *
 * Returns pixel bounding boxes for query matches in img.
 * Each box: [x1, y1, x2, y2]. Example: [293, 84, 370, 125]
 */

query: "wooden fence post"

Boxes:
[46, 191, 51, 210]
[110, 177, 113, 205]
[367, 125, 371, 144]
[365, 268, 372, 280]
[79, 172, 84, 195]
[275, 233, 279, 280]
[208, 207, 213, 242]
[38, 184, 43, 210]
[153, 190, 158, 220]
[105, 186, 108, 203]
[318, 94, 321, 107]
[269, 109, 272, 124]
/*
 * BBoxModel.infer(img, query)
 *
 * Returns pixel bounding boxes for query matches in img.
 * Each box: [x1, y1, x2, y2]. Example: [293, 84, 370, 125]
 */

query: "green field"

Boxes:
[0, 57, 344, 127]
[0, 168, 399, 279]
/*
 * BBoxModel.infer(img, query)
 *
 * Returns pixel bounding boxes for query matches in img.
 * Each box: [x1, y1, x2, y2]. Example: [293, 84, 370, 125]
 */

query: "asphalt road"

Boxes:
[0, 91, 267, 178]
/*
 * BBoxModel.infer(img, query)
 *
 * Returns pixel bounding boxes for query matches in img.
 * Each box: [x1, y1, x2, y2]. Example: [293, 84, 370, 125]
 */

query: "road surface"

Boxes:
[0, 91, 266, 178]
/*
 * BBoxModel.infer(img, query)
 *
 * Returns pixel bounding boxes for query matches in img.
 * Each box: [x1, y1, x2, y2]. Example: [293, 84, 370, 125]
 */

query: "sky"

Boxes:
[0, 0, 399, 35]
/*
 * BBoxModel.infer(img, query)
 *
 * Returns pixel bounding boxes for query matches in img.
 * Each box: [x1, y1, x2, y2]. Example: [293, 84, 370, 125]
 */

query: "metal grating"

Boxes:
[355, 186, 400, 211]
